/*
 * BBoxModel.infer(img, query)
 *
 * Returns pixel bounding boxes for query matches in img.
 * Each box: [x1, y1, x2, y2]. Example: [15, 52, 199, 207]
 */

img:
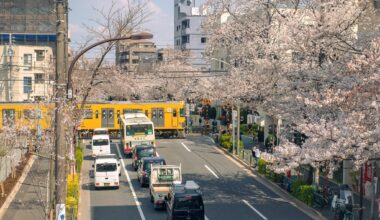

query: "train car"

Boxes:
[0, 102, 53, 130]
[0, 101, 186, 138]
[79, 101, 186, 138]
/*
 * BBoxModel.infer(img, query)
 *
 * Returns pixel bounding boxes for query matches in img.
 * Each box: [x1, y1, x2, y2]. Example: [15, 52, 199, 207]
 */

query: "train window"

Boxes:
[83, 110, 93, 119]
[180, 108, 185, 117]
[173, 109, 177, 117]
[24, 109, 36, 119]
[95, 110, 99, 119]
[152, 110, 157, 118]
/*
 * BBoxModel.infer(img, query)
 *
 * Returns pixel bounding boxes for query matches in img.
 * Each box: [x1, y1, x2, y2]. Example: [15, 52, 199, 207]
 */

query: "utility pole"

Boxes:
[5, 34, 13, 101]
[237, 103, 240, 156]
[54, 0, 68, 219]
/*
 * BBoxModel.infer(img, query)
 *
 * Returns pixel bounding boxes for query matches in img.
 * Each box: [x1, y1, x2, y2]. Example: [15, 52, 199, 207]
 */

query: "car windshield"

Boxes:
[174, 196, 203, 210]
[93, 139, 109, 146]
[126, 124, 153, 136]
[96, 163, 117, 172]
[94, 130, 107, 135]
[137, 147, 154, 157]
[143, 160, 165, 172]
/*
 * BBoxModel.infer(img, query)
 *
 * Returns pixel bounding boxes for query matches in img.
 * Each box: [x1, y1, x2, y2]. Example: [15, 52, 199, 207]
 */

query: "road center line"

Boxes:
[181, 142, 191, 152]
[204, 165, 219, 179]
[115, 144, 146, 220]
[242, 200, 268, 220]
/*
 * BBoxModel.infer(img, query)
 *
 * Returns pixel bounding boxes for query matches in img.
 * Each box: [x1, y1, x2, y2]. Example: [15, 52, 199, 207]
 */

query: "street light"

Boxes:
[67, 32, 153, 99]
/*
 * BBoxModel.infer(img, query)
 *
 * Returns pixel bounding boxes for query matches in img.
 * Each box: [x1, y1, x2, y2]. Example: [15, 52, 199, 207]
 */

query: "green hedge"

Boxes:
[75, 145, 83, 173]
[240, 124, 259, 136]
[66, 175, 79, 219]
[290, 180, 315, 206]
[257, 159, 267, 174]
[219, 134, 244, 153]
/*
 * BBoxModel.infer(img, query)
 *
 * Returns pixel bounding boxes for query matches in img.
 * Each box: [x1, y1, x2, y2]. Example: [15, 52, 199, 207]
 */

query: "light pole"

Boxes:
[66, 32, 153, 100]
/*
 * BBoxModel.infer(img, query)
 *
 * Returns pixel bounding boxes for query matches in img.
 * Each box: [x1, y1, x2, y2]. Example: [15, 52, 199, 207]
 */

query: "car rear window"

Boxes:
[143, 160, 165, 171]
[96, 163, 117, 172]
[94, 130, 107, 135]
[137, 147, 154, 157]
[174, 196, 203, 210]
[93, 139, 109, 146]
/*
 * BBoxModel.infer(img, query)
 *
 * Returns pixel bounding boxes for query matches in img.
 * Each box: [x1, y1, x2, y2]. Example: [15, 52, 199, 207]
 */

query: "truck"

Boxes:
[149, 164, 182, 209]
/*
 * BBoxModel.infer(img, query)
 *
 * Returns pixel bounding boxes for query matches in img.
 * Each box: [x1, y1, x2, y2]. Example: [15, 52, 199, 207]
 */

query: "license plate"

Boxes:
[104, 183, 110, 186]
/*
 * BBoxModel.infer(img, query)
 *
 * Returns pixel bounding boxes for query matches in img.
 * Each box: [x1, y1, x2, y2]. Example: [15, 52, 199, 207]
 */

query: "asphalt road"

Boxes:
[80, 135, 315, 220]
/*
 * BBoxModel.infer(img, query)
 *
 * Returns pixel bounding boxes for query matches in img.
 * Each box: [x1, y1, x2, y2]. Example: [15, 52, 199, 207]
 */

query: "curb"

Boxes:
[0, 155, 36, 219]
[213, 142, 327, 220]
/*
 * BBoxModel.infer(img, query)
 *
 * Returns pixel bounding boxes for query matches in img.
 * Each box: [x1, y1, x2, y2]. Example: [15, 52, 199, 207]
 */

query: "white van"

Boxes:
[91, 134, 111, 158]
[93, 157, 120, 189]
[96, 154, 121, 176]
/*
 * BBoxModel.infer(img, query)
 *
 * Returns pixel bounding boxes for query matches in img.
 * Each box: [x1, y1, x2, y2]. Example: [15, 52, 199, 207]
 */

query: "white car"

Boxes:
[91, 134, 111, 158]
[93, 157, 120, 189]
[93, 128, 108, 136]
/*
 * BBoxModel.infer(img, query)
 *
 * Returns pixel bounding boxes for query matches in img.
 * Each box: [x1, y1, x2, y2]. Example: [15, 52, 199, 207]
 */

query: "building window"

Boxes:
[34, 73, 44, 84]
[181, 35, 190, 44]
[375, 0, 380, 9]
[35, 50, 45, 61]
[182, 20, 190, 29]
[23, 54, 32, 70]
[23, 77, 32, 94]
[201, 37, 207, 43]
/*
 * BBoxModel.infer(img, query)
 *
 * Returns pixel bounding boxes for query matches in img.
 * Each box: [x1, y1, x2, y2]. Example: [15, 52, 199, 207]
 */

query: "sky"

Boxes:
[68, 0, 206, 51]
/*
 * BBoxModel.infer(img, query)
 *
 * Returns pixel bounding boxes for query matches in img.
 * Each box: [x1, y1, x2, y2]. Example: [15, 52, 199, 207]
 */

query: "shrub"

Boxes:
[257, 159, 267, 174]
[220, 134, 232, 151]
[290, 179, 307, 197]
[66, 174, 80, 219]
[75, 146, 83, 173]
[266, 170, 284, 184]
[298, 185, 315, 206]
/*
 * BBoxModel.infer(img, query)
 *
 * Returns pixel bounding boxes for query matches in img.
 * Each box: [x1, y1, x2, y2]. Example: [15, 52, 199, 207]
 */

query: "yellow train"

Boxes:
[0, 101, 186, 138]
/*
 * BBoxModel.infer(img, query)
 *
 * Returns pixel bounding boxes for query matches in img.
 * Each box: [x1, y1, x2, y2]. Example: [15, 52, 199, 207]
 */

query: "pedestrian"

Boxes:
[199, 117, 202, 125]
[189, 118, 193, 133]
[212, 120, 217, 133]
[251, 146, 260, 167]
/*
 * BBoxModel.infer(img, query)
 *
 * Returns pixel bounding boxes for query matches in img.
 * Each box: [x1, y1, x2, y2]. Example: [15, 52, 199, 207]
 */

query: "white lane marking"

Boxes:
[156, 152, 160, 157]
[205, 215, 210, 220]
[204, 165, 219, 179]
[208, 136, 215, 144]
[181, 142, 191, 152]
[116, 144, 146, 220]
[242, 200, 268, 220]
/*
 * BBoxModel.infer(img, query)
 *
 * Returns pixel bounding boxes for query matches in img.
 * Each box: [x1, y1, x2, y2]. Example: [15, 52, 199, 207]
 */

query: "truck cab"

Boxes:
[165, 181, 204, 220]
[150, 164, 182, 209]
[93, 157, 120, 189]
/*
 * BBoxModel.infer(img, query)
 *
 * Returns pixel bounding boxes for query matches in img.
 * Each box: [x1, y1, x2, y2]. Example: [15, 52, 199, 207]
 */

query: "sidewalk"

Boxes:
[0, 155, 50, 220]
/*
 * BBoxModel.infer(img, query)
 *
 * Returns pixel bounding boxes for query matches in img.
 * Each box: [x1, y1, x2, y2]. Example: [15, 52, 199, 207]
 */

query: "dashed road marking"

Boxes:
[242, 199, 268, 220]
[181, 142, 191, 152]
[204, 165, 219, 179]
[115, 144, 146, 220]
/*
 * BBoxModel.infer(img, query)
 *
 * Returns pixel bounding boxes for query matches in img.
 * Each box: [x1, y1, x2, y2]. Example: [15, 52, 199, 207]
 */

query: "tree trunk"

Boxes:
[0, 182, 4, 197]
[313, 166, 320, 186]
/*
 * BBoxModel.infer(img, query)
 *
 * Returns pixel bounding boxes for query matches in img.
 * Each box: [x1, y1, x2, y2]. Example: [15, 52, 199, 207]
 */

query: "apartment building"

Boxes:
[0, 0, 55, 102]
[116, 38, 157, 72]
[174, 0, 209, 70]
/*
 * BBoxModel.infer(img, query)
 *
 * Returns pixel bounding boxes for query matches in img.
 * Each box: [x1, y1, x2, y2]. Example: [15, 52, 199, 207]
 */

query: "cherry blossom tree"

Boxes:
[204, 0, 379, 181]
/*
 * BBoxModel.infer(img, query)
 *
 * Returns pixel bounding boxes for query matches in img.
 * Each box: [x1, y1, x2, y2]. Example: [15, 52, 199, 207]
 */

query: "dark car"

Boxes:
[165, 181, 204, 220]
[137, 157, 166, 187]
[132, 145, 156, 171]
